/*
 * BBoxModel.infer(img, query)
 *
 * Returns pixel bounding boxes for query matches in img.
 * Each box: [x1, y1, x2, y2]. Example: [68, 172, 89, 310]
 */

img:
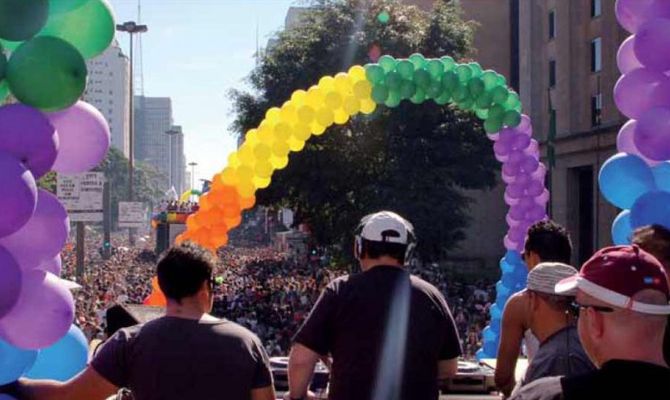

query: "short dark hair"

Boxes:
[361, 239, 407, 264]
[157, 242, 215, 302]
[632, 224, 670, 269]
[524, 220, 572, 264]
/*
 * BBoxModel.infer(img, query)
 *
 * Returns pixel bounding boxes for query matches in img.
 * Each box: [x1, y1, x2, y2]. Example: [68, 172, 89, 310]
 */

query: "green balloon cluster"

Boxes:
[0, 0, 49, 41]
[366, 54, 523, 132]
[7, 36, 87, 111]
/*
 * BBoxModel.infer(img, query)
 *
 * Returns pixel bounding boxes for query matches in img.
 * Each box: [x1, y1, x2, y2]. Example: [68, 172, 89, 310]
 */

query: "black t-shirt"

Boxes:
[92, 316, 273, 400]
[293, 266, 461, 400]
[510, 360, 670, 400]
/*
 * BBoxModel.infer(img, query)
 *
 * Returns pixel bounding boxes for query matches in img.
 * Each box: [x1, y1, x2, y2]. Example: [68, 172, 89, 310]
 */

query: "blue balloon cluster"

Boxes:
[600, 155, 670, 244]
[476, 250, 528, 361]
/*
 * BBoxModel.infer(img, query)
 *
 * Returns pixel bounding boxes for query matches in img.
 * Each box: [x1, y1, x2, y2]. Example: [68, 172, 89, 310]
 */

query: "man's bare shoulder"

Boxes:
[503, 289, 529, 321]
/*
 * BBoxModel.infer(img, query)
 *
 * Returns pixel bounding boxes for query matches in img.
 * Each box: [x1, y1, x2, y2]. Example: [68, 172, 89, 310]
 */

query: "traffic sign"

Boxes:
[57, 172, 105, 222]
[119, 202, 147, 228]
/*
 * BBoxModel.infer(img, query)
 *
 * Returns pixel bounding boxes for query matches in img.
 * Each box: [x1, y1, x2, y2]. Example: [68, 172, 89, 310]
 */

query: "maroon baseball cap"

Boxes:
[556, 245, 670, 315]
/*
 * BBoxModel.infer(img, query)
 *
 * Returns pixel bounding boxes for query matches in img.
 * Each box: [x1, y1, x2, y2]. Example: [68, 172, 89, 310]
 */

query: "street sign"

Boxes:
[119, 201, 147, 228]
[57, 172, 105, 222]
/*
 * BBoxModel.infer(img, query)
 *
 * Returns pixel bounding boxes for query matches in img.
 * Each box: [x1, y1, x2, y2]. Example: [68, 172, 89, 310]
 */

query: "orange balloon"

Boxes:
[199, 193, 214, 211]
[186, 214, 200, 231]
[224, 214, 242, 229]
[222, 203, 242, 218]
[240, 195, 256, 210]
[144, 291, 166, 307]
[151, 276, 160, 291]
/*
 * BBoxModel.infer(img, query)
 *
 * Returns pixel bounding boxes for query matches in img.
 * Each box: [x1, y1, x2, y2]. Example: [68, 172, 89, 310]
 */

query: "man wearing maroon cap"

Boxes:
[510, 245, 670, 400]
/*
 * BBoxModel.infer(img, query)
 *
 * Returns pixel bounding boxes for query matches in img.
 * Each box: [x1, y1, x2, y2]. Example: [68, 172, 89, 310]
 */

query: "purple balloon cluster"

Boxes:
[490, 115, 549, 253]
[0, 101, 110, 350]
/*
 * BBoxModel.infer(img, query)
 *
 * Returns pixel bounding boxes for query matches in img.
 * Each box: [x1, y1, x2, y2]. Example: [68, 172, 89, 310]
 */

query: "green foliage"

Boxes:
[230, 0, 499, 260]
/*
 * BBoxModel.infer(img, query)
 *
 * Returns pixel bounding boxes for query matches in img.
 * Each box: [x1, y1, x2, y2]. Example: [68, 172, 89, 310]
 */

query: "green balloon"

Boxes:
[488, 104, 505, 120]
[49, 0, 90, 15]
[0, 51, 6, 80]
[434, 92, 451, 105]
[468, 77, 485, 97]
[365, 64, 385, 84]
[399, 80, 416, 99]
[427, 59, 444, 78]
[481, 70, 498, 90]
[385, 90, 402, 107]
[440, 56, 456, 72]
[475, 92, 493, 109]
[442, 71, 459, 92]
[414, 69, 431, 88]
[7, 36, 87, 111]
[386, 71, 403, 89]
[0, 39, 22, 52]
[495, 73, 507, 87]
[492, 86, 510, 104]
[503, 110, 522, 127]
[452, 84, 470, 103]
[0, 80, 9, 104]
[410, 88, 426, 105]
[468, 62, 483, 77]
[484, 116, 503, 133]
[456, 65, 473, 82]
[426, 82, 443, 99]
[460, 98, 475, 110]
[504, 92, 522, 111]
[39, 0, 115, 59]
[396, 60, 414, 79]
[409, 53, 426, 69]
[371, 84, 389, 104]
[0, 0, 49, 41]
[475, 108, 489, 120]
[379, 55, 397, 73]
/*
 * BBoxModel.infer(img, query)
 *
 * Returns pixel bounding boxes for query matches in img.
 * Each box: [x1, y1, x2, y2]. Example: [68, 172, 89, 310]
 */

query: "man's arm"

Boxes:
[251, 386, 276, 400]
[438, 357, 458, 380]
[14, 367, 118, 400]
[288, 343, 320, 399]
[495, 292, 528, 397]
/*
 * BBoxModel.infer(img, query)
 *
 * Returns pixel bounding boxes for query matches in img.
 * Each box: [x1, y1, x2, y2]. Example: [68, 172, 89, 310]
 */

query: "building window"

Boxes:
[548, 10, 556, 39]
[591, 37, 602, 72]
[549, 59, 556, 87]
[591, 0, 602, 18]
[591, 93, 602, 127]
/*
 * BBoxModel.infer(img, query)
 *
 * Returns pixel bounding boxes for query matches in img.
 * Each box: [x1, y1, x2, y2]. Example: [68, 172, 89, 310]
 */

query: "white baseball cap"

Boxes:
[527, 262, 578, 296]
[358, 211, 415, 244]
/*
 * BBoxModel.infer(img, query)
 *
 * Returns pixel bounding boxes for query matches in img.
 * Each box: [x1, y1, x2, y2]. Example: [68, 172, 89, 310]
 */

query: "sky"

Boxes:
[109, 0, 298, 184]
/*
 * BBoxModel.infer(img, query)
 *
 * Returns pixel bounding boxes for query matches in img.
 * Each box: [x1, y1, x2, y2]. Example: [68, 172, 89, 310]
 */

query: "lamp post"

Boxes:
[116, 21, 147, 245]
[165, 128, 180, 190]
[188, 162, 198, 191]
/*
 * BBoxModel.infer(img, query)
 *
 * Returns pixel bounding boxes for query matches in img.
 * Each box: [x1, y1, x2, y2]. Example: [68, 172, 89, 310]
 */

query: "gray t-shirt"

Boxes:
[92, 316, 273, 400]
[523, 326, 595, 386]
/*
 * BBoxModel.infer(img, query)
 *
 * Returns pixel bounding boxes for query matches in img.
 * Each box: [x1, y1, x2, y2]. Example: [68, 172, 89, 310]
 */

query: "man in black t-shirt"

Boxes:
[287, 211, 461, 400]
[2, 243, 275, 400]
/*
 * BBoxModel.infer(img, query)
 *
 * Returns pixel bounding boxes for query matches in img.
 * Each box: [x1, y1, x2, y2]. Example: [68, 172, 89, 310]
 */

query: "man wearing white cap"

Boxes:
[287, 211, 461, 400]
[510, 245, 670, 399]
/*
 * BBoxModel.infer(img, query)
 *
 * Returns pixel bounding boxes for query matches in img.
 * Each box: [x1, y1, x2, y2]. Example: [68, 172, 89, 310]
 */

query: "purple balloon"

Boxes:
[506, 213, 521, 228]
[517, 115, 532, 135]
[37, 254, 62, 276]
[507, 151, 525, 167]
[498, 128, 518, 147]
[527, 205, 547, 221]
[0, 152, 38, 238]
[502, 162, 520, 177]
[0, 104, 58, 179]
[531, 163, 547, 182]
[504, 192, 519, 206]
[0, 190, 69, 270]
[519, 155, 539, 174]
[635, 107, 670, 160]
[618, 36, 643, 74]
[503, 235, 520, 252]
[523, 139, 540, 158]
[509, 205, 526, 221]
[517, 196, 536, 212]
[487, 132, 500, 142]
[535, 189, 551, 205]
[0, 246, 22, 319]
[493, 141, 511, 162]
[614, 68, 670, 119]
[0, 270, 74, 350]
[48, 101, 110, 174]
[515, 173, 532, 188]
[616, 0, 670, 33]
[512, 133, 531, 151]
[527, 180, 545, 197]
[616, 119, 661, 165]
[508, 225, 526, 243]
[502, 170, 516, 184]
[506, 183, 525, 199]
[634, 19, 670, 72]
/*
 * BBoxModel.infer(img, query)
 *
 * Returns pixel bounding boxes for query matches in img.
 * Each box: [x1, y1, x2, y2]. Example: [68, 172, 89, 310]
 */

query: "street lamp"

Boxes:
[165, 128, 181, 190]
[116, 21, 147, 245]
[188, 162, 198, 191]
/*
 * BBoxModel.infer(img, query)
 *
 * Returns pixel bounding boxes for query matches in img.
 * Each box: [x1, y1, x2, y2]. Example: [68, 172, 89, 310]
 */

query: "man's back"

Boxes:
[294, 266, 461, 400]
[92, 317, 273, 400]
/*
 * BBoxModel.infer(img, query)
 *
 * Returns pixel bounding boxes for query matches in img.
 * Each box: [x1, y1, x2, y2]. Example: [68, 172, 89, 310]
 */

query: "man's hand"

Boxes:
[282, 390, 317, 400]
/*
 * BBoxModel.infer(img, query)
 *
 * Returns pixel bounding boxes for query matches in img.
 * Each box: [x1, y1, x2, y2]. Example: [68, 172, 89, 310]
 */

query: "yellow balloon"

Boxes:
[265, 107, 281, 124]
[292, 123, 312, 141]
[227, 152, 241, 168]
[245, 129, 260, 146]
[253, 143, 272, 160]
[334, 73, 353, 94]
[280, 102, 298, 124]
[311, 122, 326, 136]
[253, 176, 272, 189]
[333, 109, 349, 125]
[288, 137, 306, 152]
[272, 140, 290, 157]
[324, 91, 343, 109]
[255, 160, 274, 178]
[306, 86, 324, 108]
[297, 105, 315, 124]
[236, 181, 256, 198]
[236, 165, 255, 182]
[274, 122, 292, 141]
[237, 144, 256, 166]
[353, 80, 372, 99]
[360, 98, 377, 114]
[221, 167, 239, 186]
[318, 76, 335, 91]
[257, 123, 275, 144]
[270, 155, 290, 170]
[343, 96, 361, 115]
[348, 65, 366, 81]
[291, 90, 308, 106]
[316, 108, 334, 127]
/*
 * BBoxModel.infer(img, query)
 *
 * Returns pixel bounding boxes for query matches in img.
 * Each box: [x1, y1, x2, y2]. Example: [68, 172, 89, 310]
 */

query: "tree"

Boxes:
[231, 0, 498, 260]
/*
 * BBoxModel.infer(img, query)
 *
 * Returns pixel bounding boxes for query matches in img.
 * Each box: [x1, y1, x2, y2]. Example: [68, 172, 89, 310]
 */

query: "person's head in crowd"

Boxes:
[556, 245, 670, 368]
[354, 211, 416, 270]
[632, 224, 670, 272]
[527, 262, 578, 329]
[157, 242, 216, 312]
[523, 220, 573, 270]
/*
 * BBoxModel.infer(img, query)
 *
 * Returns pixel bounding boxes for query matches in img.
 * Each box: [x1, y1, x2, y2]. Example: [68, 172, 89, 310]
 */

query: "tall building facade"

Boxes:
[168, 125, 186, 194]
[83, 40, 130, 158]
[134, 96, 176, 191]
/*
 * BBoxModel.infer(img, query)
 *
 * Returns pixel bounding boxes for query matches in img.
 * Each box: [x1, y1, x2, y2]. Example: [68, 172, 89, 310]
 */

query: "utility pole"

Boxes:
[165, 128, 180, 191]
[188, 162, 198, 191]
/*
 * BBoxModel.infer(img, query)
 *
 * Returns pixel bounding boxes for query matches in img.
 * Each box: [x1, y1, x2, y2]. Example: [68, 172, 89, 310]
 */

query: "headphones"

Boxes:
[354, 213, 417, 263]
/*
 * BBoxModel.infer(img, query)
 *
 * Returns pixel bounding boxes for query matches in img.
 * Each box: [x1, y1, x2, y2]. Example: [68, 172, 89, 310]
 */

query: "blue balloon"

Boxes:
[652, 162, 670, 192]
[490, 318, 501, 332]
[0, 395, 18, 400]
[496, 280, 511, 299]
[630, 191, 670, 230]
[482, 327, 497, 342]
[0, 338, 38, 385]
[611, 210, 633, 245]
[500, 259, 514, 274]
[25, 325, 88, 381]
[475, 349, 490, 361]
[490, 303, 502, 320]
[504, 250, 524, 266]
[483, 339, 498, 356]
[599, 153, 656, 209]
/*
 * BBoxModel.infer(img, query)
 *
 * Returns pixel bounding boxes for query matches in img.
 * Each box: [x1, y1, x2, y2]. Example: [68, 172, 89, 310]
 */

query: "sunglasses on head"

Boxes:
[567, 301, 615, 318]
